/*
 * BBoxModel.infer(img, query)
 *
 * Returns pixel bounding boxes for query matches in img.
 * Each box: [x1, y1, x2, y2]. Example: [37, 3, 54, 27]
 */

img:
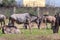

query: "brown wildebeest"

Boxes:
[41, 14, 60, 33]
[42, 15, 56, 29]
[0, 14, 6, 29]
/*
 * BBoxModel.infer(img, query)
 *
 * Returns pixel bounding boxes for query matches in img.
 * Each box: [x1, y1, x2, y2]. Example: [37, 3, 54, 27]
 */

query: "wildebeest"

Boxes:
[9, 13, 41, 29]
[42, 15, 56, 29]
[2, 25, 20, 34]
[0, 14, 6, 28]
[9, 13, 32, 29]
[52, 13, 60, 33]
[29, 14, 42, 29]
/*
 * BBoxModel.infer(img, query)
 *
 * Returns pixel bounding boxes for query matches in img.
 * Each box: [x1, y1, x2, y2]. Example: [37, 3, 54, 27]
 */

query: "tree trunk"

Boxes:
[13, 6, 16, 14]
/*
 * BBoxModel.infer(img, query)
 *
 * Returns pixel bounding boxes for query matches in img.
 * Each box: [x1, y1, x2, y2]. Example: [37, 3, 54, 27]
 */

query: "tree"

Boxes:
[2, 0, 16, 7]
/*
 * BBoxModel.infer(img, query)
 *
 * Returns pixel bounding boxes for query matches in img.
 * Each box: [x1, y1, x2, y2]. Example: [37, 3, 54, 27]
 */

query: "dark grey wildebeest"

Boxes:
[0, 14, 6, 28]
[30, 14, 42, 29]
[9, 13, 31, 29]
[9, 13, 41, 29]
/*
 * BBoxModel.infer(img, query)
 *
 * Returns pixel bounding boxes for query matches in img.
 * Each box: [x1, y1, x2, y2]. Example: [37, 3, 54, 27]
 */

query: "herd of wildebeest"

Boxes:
[0, 12, 60, 34]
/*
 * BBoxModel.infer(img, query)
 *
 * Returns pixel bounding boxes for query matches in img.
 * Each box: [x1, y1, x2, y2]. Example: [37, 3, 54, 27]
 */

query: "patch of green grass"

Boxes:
[0, 28, 52, 37]
[0, 28, 60, 40]
[0, 28, 57, 37]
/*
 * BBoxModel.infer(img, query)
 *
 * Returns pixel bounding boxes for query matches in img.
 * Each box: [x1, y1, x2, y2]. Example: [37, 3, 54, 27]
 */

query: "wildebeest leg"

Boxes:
[24, 23, 27, 29]
[38, 25, 40, 29]
[2, 27, 5, 34]
[0, 23, 1, 29]
[45, 22, 48, 29]
[51, 21, 55, 29]
[11, 20, 15, 26]
[3, 20, 5, 26]
[51, 22, 53, 29]
[28, 19, 32, 34]
[52, 25, 59, 33]
[44, 19, 48, 29]
[9, 17, 11, 22]
[37, 22, 40, 29]
[1, 22, 2, 27]
[0, 22, 2, 29]
[36, 19, 41, 29]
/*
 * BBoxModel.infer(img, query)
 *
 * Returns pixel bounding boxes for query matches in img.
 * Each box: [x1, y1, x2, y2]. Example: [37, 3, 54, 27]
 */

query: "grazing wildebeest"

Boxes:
[0, 14, 6, 28]
[42, 15, 56, 29]
[9, 13, 41, 29]
[9, 13, 31, 29]
[29, 14, 42, 29]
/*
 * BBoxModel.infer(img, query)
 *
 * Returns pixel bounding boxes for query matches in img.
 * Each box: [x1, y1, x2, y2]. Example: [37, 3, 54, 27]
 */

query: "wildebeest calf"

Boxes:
[2, 25, 20, 34]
